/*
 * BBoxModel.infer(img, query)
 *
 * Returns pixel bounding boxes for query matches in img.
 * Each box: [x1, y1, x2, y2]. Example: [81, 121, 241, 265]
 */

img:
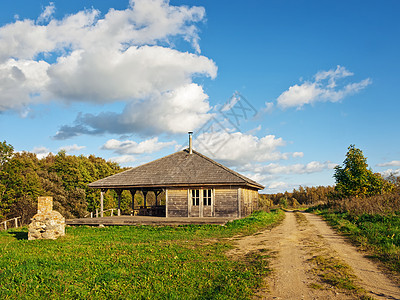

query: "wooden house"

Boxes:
[88, 134, 264, 219]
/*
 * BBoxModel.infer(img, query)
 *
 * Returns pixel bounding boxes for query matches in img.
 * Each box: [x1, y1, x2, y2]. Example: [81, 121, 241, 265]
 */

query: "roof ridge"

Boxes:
[190, 149, 264, 188]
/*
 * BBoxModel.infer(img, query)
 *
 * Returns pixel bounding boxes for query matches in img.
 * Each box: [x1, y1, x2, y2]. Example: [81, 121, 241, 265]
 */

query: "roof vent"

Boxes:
[188, 131, 193, 154]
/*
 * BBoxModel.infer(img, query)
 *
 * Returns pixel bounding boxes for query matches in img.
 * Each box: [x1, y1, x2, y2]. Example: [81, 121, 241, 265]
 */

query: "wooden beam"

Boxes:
[130, 189, 136, 215]
[115, 189, 122, 216]
[100, 189, 108, 217]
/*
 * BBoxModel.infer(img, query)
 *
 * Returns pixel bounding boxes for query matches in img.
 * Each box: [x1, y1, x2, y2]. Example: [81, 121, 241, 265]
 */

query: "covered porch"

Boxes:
[98, 187, 166, 217]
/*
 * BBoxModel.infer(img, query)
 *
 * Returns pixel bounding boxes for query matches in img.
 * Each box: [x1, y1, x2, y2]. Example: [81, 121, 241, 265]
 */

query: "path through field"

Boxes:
[228, 211, 400, 300]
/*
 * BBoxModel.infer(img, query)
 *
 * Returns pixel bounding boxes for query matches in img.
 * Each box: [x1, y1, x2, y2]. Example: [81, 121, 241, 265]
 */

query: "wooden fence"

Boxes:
[1, 216, 21, 230]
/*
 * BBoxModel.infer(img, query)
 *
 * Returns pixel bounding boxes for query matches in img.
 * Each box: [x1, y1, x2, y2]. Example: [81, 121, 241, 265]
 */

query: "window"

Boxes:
[190, 189, 213, 207]
[192, 189, 200, 206]
[203, 189, 212, 206]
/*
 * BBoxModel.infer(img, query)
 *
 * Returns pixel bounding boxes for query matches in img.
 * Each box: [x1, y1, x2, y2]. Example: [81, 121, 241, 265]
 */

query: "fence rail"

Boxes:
[84, 208, 120, 218]
[1, 216, 21, 230]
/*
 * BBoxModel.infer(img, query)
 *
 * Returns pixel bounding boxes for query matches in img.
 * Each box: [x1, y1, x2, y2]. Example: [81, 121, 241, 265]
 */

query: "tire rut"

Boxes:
[228, 211, 400, 299]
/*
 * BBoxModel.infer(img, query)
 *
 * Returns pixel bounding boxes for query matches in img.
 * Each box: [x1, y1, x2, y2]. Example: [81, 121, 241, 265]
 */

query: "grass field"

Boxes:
[0, 210, 284, 299]
[316, 210, 400, 274]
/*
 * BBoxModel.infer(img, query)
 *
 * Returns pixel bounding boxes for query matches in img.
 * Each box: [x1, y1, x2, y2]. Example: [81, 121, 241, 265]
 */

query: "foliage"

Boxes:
[334, 145, 393, 198]
[261, 185, 335, 207]
[0, 210, 283, 299]
[0, 142, 124, 223]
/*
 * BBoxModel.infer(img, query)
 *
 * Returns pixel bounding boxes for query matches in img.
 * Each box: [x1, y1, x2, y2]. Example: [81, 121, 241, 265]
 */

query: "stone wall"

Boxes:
[28, 196, 65, 240]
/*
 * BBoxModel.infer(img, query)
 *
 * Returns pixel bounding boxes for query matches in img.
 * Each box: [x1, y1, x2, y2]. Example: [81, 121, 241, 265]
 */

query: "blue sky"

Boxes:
[0, 0, 399, 193]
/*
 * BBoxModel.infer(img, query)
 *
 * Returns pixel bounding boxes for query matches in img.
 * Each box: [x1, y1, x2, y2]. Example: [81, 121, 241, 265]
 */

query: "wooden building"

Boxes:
[89, 135, 264, 219]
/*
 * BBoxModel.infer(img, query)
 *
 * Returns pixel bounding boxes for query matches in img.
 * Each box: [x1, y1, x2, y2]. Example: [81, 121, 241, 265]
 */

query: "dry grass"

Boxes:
[329, 191, 400, 216]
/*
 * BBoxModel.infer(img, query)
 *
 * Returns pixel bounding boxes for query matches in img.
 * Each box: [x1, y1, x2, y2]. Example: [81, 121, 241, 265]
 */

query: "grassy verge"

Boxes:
[294, 212, 371, 299]
[314, 209, 400, 275]
[0, 210, 283, 299]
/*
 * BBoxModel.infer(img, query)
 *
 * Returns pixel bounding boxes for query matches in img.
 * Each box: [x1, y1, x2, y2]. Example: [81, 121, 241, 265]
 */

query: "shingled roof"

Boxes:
[89, 149, 264, 190]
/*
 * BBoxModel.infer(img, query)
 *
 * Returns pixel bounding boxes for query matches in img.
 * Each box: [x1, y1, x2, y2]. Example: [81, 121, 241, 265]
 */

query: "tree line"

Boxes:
[1, 141, 398, 223]
[261, 145, 399, 213]
[0, 141, 127, 224]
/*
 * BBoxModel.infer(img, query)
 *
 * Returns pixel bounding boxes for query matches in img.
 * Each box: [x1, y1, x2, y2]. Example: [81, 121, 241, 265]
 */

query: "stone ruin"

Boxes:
[28, 196, 65, 240]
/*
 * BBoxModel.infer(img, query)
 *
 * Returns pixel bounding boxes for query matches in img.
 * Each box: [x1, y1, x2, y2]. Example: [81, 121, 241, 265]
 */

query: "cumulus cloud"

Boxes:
[37, 2, 56, 23]
[109, 155, 136, 164]
[277, 66, 371, 109]
[241, 161, 336, 175]
[292, 152, 304, 158]
[0, 1, 217, 137]
[102, 137, 176, 155]
[32, 146, 51, 159]
[194, 131, 293, 165]
[59, 144, 86, 153]
[53, 83, 212, 138]
[377, 160, 400, 167]
[380, 168, 400, 177]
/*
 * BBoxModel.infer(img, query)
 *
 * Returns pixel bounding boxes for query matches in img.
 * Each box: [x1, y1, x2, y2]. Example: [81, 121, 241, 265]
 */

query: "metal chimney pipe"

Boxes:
[188, 131, 193, 154]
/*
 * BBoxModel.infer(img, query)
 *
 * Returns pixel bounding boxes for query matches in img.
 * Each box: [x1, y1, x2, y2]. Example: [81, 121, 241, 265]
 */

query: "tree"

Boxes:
[334, 145, 393, 198]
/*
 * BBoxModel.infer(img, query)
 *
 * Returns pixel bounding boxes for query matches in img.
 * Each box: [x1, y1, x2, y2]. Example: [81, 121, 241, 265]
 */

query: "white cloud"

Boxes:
[109, 155, 136, 165]
[238, 161, 335, 175]
[38, 2, 56, 23]
[292, 152, 304, 158]
[0, 1, 217, 137]
[263, 102, 274, 113]
[194, 131, 289, 165]
[32, 146, 50, 159]
[377, 160, 400, 167]
[267, 181, 292, 190]
[53, 83, 213, 138]
[380, 168, 400, 177]
[277, 66, 371, 109]
[59, 144, 86, 153]
[102, 137, 176, 155]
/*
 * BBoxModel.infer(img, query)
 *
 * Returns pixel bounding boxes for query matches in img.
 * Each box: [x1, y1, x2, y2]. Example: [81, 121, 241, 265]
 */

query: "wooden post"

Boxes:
[130, 189, 136, 215]
[3, 221, 7, 230]
[155, 190, 161, 206]
[14, 218, 18, 228]
[237, 188, 242, 218]
[100, 191, 104, 217]
[96, 209, 99, 218]
[165, 189, 168, 218]
[116, 189, 122, 216]
[142, 190, 148, 208]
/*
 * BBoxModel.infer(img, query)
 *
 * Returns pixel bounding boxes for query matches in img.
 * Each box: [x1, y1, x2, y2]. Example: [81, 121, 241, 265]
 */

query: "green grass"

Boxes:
[317, 210, 400, 274]
[0, 210, 284, 299]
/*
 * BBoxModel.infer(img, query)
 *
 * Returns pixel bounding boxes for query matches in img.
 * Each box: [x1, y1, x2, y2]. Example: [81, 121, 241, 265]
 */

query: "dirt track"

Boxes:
[228, 211, 400, 300]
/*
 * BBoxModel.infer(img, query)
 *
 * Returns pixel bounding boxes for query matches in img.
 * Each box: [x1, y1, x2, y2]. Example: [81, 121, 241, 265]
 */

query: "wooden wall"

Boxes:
[214, 186, 239, 218]
[166, 186, 259, 218]
[240, 188, 259, 217]
[166, 188, 188, 217]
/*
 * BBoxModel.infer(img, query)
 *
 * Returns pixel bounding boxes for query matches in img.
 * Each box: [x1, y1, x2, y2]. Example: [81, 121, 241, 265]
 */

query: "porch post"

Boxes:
[165, 189, 168, 218]
[155, 190, 161, 206]
[116, 189, 122, 216]
[100, 189, 105, 217]
[142, 190, 148, 208]
[130, 189, 136, 215]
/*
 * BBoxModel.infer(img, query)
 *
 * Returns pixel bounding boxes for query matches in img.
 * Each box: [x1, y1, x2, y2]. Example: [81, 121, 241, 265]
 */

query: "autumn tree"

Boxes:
[334, 145, 393, 198]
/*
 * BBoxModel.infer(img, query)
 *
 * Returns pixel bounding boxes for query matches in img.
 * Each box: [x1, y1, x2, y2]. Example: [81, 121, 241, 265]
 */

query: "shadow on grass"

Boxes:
[8, 231, 28, 240]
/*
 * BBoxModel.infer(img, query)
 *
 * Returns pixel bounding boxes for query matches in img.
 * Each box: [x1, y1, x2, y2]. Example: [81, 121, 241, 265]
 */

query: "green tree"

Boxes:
[334, 145, 393, 198]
